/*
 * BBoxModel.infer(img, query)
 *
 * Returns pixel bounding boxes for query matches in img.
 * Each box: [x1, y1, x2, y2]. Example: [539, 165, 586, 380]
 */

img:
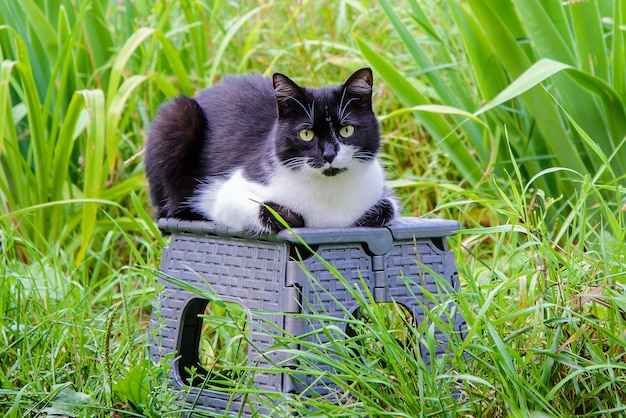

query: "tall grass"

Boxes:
[459, 161, 625, 413]
[1, 0, 625, 416]
[358, 0, 626, 199]
[0, 1, 157, 265]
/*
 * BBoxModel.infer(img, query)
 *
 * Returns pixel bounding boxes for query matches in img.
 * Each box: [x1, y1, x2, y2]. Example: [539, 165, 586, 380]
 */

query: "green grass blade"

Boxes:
[105, 75, 148, 177]
[44, 2, 91, 142]
[154, 31, 194, 96]
[0, 60, 14, 156]
[476, 59, 617, 176]
[382, 0, 486, 157]
[513, 0, 577, 65]
[106, 27, 155, 107]
[104, 27, 155, 173]
[562, 72, 626, 175]
[0, 3, 50, 101]
[475, 57, 626, 175]
[511, 0, 576, 65]
[379, 0, 464, 109]
[355, 34, 483, 186]
[10, 35, 49, 212]
[467, 2, 586, 192]
[448, 0, 521, 168]
[407, 0, 443, 43]
[149, 73, 180, 98]
[512, 0, 613, 165]
[420, 0, 483, 113]
[19, 0, 58, 59]
[50, 93, 86, 203]
[77, 89, 106, 265]
[570, 0, 609, 81]
[552, 93, 617, 181]
[448, 0, 509, 102]
[179, 0, 209, 81]
[611, 0, 626, 99]
[207, 5, 269, 84]
[474, 59, 571, 116]
[0, 60, 24, 215]
[81, 0, 114, 72]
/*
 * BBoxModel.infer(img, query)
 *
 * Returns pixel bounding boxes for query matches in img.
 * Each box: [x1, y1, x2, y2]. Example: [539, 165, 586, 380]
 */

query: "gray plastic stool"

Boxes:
[149, 217, 465, 415]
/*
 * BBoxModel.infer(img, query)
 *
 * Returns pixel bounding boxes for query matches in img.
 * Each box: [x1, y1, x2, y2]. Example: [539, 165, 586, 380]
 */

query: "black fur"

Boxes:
[144, 96, 207, 219]
[353, 196, 397, 227]
[259, 201, 305, 232]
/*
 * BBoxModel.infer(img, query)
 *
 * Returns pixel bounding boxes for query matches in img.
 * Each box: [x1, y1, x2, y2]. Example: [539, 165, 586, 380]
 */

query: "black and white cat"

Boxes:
[144, 68, 398, 233]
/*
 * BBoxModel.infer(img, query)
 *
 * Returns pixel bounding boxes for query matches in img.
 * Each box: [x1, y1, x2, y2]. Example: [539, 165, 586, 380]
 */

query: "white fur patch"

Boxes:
[193, 172, 265, 231]
[192, 147, 385, 232]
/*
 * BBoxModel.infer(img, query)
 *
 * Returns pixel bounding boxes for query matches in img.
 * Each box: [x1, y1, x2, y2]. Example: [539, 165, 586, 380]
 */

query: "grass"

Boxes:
[1, 0, 625, 416]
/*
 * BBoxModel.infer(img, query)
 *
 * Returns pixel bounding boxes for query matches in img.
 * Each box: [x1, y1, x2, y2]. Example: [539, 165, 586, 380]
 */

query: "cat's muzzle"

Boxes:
[322, 167, 347, 177]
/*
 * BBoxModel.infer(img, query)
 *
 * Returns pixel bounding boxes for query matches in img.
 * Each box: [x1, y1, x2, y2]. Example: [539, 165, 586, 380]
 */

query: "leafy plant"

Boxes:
[358, 0, 626, 198]
[39, 384, 95, 417]
[112, 359, 171, 417]
[0, 2, 158, 264]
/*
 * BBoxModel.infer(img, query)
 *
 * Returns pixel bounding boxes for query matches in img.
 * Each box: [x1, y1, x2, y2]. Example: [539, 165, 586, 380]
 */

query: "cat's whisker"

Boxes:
[337, 91, 346, 122]
[338, 97, 358, 122]
[281, 157, 308, 171]
[283, 95, 313, 120]
[353, 151, 376, 161]
[339, 111, 352, 126]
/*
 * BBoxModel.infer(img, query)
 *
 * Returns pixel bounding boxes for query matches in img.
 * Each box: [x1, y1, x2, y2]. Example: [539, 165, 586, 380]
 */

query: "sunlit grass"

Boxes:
[1, 0, 625, 416]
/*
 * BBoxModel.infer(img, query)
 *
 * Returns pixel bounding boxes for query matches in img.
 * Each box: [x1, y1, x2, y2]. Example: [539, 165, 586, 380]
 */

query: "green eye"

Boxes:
[299, 129, 315, 142]
[339, 125, 355, 138]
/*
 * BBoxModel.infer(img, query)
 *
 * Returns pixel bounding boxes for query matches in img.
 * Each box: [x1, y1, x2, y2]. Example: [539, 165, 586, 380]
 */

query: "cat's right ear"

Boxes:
[273, 73, 308, 117]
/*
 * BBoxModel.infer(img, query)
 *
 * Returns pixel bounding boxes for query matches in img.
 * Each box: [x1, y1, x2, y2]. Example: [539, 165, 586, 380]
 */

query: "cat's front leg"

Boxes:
[260, 201, 305, 232]
[353, 196, 398, 228]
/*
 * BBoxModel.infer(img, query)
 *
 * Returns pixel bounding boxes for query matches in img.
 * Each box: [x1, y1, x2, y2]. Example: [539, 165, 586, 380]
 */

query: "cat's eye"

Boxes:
[299, 129, 315, 142]
[339, 125, 355, 138]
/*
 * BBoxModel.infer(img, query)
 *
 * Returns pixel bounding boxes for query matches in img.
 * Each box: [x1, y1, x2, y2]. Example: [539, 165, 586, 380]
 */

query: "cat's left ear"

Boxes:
[343, 67, 373, 109]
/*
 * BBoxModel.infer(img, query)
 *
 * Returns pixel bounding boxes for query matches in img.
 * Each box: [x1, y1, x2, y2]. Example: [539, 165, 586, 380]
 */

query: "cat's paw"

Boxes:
[353, 197, 398, 227]
[260, 201, 305, 232]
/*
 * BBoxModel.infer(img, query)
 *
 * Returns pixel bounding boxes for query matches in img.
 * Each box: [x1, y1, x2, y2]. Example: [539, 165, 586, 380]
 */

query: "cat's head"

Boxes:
[272, 68, 380, 177]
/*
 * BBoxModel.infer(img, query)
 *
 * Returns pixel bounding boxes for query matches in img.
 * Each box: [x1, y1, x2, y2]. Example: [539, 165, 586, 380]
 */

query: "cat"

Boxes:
[144, 67, 399, 233]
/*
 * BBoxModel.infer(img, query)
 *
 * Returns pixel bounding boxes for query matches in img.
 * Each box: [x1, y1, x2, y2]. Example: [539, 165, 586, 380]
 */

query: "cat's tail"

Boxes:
[144, 96, 207, 219]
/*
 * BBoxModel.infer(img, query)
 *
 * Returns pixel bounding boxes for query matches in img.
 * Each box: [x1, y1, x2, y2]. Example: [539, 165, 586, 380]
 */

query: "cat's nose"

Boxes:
[322, 143, 337, 163]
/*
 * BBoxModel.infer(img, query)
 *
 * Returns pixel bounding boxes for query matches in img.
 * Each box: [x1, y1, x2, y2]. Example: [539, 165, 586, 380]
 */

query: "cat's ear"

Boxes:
[273, 73, 308, 117]
[343, 67, 373, 109]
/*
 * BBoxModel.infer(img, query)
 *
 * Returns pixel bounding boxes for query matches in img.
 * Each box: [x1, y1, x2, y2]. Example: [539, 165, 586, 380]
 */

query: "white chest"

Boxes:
[267, 162, 385, 227]
[193, 161, 386, 231]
